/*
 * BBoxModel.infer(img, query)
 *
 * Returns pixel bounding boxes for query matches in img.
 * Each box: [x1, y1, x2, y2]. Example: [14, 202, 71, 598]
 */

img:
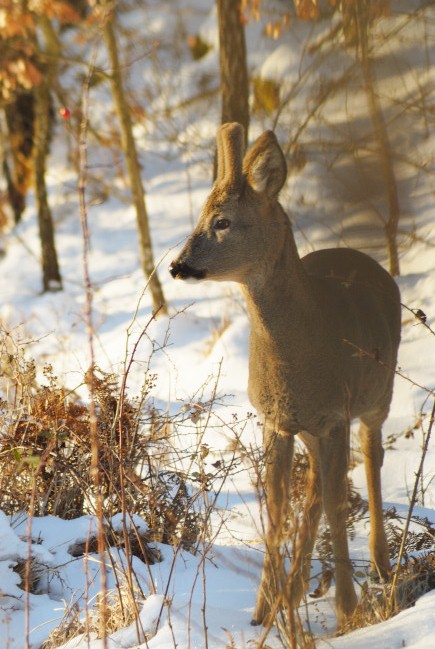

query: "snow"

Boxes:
[1, 1, 435, 648]
[321, 591, 435, 649]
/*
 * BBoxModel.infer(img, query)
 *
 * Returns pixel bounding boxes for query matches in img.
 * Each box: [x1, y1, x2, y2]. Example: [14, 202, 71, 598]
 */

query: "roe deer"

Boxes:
[169, 123, 401, 628]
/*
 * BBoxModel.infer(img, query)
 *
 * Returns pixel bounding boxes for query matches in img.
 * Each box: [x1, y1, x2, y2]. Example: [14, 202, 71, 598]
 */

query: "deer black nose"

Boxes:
[169, 261, 206, 280]
[169, 261, 184, 278]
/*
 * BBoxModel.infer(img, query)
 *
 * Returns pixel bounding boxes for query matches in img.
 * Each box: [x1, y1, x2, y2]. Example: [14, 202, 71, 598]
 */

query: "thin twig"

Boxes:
[78, 49, 109, 649]
[388, 394, 435, 614]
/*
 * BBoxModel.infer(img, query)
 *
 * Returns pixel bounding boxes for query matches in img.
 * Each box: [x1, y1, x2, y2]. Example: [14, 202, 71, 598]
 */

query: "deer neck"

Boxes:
[241, 223, 315, 340]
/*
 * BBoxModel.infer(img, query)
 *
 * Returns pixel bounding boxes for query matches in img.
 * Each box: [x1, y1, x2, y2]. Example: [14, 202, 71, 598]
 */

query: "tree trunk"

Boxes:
[215, 0, 249, 174]
[102, 10, 167, 315]
[33, 86, 62, 291]
[33, 22, 62, 292]
[3, 92, 34, 224]
[355, 0, 400, 276]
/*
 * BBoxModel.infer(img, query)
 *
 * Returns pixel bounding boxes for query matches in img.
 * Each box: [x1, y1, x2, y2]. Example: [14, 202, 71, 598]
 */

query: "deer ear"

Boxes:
[218, 122, 245, 189]
[243, 130, 287, 198]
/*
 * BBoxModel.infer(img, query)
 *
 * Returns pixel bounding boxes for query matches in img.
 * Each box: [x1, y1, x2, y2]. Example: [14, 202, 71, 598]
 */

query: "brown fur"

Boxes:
[170, 123, 401, 628]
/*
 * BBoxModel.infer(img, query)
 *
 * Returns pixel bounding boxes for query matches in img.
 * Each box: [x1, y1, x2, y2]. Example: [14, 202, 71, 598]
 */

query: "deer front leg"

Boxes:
[252, 428, 294, 626]
[319, 427, 357, 628]
[287, 447, 322, 608]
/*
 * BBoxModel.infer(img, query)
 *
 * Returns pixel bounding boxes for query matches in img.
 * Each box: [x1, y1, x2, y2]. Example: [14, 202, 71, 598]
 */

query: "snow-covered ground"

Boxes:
[1, 2, 434, 647]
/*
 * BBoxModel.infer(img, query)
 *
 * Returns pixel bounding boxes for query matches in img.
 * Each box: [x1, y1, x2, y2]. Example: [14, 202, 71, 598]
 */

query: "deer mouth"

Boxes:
[169, 261, 206, 281]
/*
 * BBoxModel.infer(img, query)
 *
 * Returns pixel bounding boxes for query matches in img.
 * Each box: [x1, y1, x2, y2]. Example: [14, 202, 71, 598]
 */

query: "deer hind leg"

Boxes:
[319, 425, 357, 627]
[252, 429, 294, 626]
[287, 446, 322, 609]
[359, 415, 391, 579]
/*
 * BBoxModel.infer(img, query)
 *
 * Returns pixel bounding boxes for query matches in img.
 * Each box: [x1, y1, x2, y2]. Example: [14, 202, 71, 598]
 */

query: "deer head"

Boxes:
[169, 123, 288, 284]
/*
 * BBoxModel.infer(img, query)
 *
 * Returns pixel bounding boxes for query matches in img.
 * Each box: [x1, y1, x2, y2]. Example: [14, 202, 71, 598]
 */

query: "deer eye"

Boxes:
[214, 218, 231, 231]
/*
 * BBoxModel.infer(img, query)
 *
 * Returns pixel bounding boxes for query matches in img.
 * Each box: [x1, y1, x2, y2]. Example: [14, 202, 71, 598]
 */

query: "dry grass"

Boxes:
[2, 326, 434, 648]
[41, 584, 148, 648]
[0, 326, 235, 646]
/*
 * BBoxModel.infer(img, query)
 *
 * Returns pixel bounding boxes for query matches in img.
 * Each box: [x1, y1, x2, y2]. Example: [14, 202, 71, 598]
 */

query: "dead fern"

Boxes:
[0, 346, 202, 551]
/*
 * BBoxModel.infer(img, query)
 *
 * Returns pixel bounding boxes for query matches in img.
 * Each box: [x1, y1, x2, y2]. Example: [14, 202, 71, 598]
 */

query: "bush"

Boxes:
[0, 330, 201, 551]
